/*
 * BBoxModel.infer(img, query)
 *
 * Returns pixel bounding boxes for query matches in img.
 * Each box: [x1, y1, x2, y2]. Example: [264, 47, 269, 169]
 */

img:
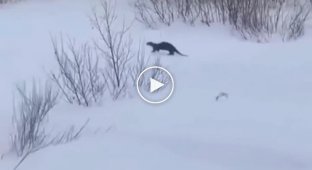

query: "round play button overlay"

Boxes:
[136, 66, 174, 104]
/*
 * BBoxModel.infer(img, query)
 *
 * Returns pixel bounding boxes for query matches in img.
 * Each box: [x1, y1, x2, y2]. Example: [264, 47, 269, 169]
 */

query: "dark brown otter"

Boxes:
[146, 41, 187, 56]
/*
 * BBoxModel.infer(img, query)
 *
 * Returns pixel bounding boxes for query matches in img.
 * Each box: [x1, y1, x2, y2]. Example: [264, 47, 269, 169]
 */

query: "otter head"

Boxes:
[146, 42, 155, 46]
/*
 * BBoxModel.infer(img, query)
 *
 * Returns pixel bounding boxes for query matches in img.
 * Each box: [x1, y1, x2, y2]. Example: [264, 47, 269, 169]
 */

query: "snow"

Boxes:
[1, 0, 312, 170]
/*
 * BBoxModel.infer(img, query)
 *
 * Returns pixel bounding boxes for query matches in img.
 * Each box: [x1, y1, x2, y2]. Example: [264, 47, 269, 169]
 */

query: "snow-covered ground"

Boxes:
[1, 0, 312, 170]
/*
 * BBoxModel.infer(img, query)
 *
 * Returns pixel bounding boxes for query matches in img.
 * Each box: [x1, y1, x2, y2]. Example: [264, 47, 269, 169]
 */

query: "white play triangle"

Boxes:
[150, 78, 164, 93]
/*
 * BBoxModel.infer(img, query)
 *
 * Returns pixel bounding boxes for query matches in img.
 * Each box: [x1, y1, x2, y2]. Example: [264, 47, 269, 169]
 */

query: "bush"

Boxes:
[281, 4, 311, 40]
[11, 82, 58, 157]
[0, 0, 10, 4]
[52, 0, 167, 103]
[91, 0, 134, 99]
[0, 0, 21, 4]
[51, 38, 106, 107]
[11, 81, 89, 169]
[134, 0, 312, 42]
[130, 45, 168, 91]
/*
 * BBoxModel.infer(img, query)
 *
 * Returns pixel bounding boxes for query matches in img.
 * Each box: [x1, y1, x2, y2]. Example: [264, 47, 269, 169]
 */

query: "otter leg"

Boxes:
[152, 48, 159, 52]
[169, 50, 174, 55]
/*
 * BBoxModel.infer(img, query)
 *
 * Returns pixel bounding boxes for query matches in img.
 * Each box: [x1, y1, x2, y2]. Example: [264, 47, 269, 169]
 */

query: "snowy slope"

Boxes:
[1, 0, 312, 170]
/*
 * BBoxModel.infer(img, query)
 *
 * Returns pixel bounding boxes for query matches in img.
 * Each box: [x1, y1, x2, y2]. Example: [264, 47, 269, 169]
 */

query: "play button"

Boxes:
[150, 78, 164, 93]
[136, 66, 174, 104]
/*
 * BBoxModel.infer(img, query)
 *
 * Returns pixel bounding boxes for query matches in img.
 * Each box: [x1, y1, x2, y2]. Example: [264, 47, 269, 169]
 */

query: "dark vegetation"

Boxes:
[134, 0, 312, 41]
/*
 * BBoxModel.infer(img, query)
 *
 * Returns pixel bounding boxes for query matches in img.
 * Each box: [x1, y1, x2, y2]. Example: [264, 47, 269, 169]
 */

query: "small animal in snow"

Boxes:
[215, 92, 229, 101]
[146, 41, 187, 56]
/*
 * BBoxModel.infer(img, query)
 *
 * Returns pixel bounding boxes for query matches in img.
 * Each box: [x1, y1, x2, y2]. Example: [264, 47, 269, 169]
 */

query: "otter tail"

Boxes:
[175, 49, 188, 57]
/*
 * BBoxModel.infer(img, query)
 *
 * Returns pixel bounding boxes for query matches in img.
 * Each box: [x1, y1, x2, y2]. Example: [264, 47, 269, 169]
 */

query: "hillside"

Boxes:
[1, 0, 312, 170]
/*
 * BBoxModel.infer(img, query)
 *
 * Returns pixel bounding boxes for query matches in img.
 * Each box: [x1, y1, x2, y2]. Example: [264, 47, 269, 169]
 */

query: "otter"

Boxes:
[146, 42, 187, 56]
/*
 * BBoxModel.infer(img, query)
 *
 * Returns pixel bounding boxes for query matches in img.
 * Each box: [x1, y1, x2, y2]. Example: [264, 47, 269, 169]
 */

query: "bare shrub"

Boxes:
[222, 0, 311, 41]
[281, 4, 311, 40]
[49, 119, 89, 145]
[130, 45, 151, 87]
[11, 82, 58, 158]
[134, 0, 312, 41]
[146, 57, 170, 89]
[175, 0, 201, 25]
[0, 0, 20, 4]
[51, 37, 105, 106]
[52, 0, 160, 101]
[134, 0, 175, 27]
[230, 0, 279, 40]
[196, 0, 286, 41]
[11, 81, 89, 169]
[197, 0, 214, 26]
[91, 0, 133, 100]
[134, 0, 159, 28]
[150, 0, 175, 26]
[134, 54, 170, 92]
